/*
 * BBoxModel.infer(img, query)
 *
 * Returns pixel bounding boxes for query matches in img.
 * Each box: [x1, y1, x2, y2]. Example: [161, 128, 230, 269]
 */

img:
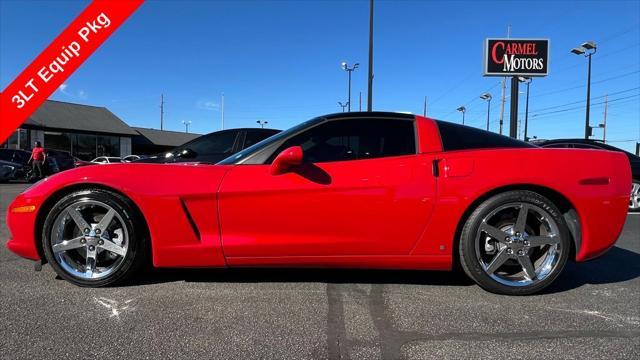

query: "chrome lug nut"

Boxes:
[506, 248, 513, 254]
[95, 229, 101, 235]
[88, 245, 95, 251]
[524, 240, 530, 246]
[98, 240, 104, 245]
[83, 228, 90, 233]
[518, 250, 524, 256]
[80, 238, 86, 244]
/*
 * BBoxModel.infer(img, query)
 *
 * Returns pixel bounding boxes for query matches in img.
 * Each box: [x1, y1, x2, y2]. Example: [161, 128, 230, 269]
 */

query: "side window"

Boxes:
[187, 131, 238, 155]
[244, 130, 273, 149]
[94, 158, 107, 163]
[541, 143, 570, 148]
[571, 143, 600, 149]
[270, 118, 415, 163]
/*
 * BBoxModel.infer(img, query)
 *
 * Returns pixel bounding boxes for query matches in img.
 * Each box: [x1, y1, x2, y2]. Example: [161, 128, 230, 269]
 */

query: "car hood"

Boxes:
[23, 163, 232, 198]
[0, 159, 24, 167]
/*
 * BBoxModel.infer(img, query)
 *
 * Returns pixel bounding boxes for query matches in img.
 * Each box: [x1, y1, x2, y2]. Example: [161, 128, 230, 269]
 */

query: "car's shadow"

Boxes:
[122, 246, 640, 293]
[546, 246, 640, 293]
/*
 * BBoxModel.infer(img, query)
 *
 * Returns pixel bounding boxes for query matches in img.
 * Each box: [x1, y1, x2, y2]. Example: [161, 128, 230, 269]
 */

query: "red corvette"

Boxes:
[5, 112, 631, 294]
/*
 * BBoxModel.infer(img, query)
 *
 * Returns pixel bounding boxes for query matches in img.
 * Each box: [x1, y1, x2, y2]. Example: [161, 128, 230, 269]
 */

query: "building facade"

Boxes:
[2, 100, 201, 159]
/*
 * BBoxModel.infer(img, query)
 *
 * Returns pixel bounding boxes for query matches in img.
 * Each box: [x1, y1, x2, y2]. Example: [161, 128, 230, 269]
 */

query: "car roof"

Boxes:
[321, 111, 416, 120]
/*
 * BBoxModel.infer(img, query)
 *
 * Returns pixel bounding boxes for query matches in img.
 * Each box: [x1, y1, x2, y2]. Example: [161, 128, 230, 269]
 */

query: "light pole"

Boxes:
[456, 106, 466, 125]
[341, 62, 359, 112]
[256, 120, 268, 128]
[182, 120, 192, 133]
[518, 77, 532, 141]
[338, 101, 348, 112]
[480, 93, 492, 131]
[571, 41, 597, 139]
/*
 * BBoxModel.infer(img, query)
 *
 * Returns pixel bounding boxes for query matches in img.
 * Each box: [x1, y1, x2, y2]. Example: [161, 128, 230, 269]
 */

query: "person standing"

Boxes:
[28, 141, 46, 179]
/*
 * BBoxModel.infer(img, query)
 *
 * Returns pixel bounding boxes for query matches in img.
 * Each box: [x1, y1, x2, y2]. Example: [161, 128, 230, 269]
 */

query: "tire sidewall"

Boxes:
[42, 189, 143, 287]
[459, 190, 571, 295]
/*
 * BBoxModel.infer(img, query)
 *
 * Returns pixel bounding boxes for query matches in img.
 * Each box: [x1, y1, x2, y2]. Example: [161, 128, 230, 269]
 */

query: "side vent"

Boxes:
[180, 199, 201, 241]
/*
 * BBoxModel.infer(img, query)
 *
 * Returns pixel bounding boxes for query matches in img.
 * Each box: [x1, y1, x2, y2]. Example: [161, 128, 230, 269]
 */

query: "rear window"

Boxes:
[435, 120, 534, 151]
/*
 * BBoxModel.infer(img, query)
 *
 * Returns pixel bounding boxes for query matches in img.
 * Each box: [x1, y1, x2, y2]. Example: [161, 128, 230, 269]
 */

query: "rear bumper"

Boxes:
[5, 194, 41, 261]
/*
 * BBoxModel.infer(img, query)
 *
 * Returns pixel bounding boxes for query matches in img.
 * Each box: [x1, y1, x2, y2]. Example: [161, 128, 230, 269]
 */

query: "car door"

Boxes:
[218, 117, 437, 258]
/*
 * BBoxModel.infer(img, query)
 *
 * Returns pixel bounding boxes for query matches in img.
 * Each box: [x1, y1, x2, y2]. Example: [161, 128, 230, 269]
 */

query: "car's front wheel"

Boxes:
[459, 190, 571, 295]
[42, 189, 146, 287]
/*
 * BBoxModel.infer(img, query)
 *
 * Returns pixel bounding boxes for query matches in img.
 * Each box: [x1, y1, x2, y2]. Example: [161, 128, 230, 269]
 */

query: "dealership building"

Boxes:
[2, 100, 200, 160]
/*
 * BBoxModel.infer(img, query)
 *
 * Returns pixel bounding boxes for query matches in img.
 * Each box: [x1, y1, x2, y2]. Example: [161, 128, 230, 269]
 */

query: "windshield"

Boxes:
[218, 117, 324, 165]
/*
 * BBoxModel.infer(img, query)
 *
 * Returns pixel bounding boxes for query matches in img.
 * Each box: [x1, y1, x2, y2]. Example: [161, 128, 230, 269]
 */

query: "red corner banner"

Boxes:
[0, 0, 144, 143]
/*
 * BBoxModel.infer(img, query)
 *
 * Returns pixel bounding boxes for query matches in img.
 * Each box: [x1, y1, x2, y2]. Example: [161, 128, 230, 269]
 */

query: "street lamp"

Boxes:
[571, 41, 597, 139]
[456, 106, 466, 125]
[256, 120, 268, 128]
[181, 120, 192, 133]
[518, 77, 532, 141]
[341, 62, 359, 112]
[480, 93, 492, 131]
[338, 101, 348, 112]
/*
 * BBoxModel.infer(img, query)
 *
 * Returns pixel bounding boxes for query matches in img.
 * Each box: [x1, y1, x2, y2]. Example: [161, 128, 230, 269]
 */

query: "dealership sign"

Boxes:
[484, 39, 549, 77]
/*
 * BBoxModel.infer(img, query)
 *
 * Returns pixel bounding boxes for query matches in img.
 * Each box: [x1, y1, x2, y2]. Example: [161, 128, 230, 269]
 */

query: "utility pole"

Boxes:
[221, 93, 225, 130]
[423, 96, 427, 117]
[602, 94, 608, 143]
[509, 76, 519, 138]
[160, 94, 164, 130]
[359, 91, 362, 111]
[498, 25, 511, 135]
[367, 0, 374, 111]
[338, 102, 348, 112]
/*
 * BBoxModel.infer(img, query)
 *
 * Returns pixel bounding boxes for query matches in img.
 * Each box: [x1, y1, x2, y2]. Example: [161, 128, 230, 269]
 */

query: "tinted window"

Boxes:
[270, 119, 415, 163]
[571, 143, 602, 150]
[185, 131, 238, 155]
[244, 130, 278, 149]
[0, 150, 12, 162]
[436, 120, 534, 151]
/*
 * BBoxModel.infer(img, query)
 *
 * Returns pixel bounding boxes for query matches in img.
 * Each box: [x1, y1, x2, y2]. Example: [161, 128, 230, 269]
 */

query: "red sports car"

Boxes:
[5, 112, 631, 295]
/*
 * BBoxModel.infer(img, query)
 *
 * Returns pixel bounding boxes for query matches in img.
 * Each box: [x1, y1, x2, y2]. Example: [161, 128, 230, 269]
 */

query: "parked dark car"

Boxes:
[135, 128, 280, 164]
[535, 138, 640, 211]
[46, 149, 76, 171]
[0, 148, 60, 180]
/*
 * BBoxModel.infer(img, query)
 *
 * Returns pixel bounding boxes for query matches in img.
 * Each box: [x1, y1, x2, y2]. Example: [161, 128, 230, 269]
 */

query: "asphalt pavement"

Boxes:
[1, 183, 638, 359]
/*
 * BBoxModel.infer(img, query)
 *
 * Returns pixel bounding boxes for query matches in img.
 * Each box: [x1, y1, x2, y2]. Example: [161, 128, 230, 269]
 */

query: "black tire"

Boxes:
[459, 190, 571, 295]
[42, 188, 147, 287]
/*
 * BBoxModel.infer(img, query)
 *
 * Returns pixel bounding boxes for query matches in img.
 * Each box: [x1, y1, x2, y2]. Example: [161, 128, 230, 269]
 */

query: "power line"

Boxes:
[527, 87, 640, 113]
[530, 93, 640, 118]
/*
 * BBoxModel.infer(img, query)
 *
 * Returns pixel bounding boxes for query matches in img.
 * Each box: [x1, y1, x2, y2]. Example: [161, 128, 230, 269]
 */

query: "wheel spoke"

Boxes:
[85, 247, 97, 277]
[480, 223, 509, 243]
[67, 207, 91, 231]
[98, 238, 126, 257]
[485, 249, 510, 274]
[527, 235, 559, 247]
[518, 255, 536, 280]
[52, 236, 85, 253]
[514, 204, 529, 234]
[96, 209, 116, 233]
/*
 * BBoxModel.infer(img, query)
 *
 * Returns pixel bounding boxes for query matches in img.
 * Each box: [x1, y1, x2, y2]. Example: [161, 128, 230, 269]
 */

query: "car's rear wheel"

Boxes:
[459, 190, 571, 295]
[42, 189, 146, 287]
[630, 181, 640, 212]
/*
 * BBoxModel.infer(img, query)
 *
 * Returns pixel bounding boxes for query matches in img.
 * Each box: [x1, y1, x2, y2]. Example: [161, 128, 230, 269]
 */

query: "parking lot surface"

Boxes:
[1, 183, 638, 359]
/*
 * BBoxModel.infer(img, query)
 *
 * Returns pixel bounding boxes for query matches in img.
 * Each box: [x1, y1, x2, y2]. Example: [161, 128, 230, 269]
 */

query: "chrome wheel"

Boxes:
[50, 199, 129, 280]
[630, 182, 640, 211]
[475, 202, 562, 287]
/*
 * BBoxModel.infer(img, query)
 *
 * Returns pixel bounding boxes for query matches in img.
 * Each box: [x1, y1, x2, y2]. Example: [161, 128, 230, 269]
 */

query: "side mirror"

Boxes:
[270, 146, 303, 175]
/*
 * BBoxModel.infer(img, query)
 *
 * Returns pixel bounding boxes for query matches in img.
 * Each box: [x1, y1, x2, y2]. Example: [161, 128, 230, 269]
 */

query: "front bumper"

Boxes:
[5, 194, 41, 260]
